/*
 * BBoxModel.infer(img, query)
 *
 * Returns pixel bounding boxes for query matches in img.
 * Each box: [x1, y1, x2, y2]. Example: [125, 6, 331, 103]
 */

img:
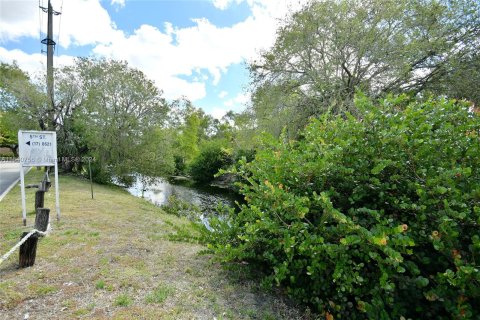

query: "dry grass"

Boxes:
[0, 169, 312, 319]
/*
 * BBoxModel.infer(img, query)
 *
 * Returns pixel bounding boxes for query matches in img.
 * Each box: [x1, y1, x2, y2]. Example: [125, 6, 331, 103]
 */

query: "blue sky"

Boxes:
[0, 0, 305, 118]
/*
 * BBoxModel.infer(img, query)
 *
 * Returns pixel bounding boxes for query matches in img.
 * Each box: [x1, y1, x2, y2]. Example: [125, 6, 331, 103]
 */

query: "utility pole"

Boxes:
[40, 0, 60, 130]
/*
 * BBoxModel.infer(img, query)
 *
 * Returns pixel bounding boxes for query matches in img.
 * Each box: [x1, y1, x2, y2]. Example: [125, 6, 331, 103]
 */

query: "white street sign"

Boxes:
[18, 131, 57, 166]
[18, 130, 60, 226]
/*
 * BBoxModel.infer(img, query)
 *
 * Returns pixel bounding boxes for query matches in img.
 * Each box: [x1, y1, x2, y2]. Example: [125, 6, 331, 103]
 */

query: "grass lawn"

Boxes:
[0, 169, 310, 319]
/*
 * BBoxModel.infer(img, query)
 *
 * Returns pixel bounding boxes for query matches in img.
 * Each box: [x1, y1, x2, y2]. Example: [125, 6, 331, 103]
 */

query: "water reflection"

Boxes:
[125, 175, 241, 216]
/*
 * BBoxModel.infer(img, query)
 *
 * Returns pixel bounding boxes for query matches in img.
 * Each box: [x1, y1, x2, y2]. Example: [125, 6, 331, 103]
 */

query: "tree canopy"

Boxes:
[0, 62, 44, 155]
[250, 0, 480, 135]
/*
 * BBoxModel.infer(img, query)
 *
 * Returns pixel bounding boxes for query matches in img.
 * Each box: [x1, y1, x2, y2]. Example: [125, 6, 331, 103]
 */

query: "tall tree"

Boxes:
[52, 64, 88, 170]
[169, 98, 224, 174]
[430, 52, 480, 106]
[0, 62, 45, 155]
[74, 58, 170, 181]
[176, 107, 201, 169]
[251, 0, 480, 135]
[136, 126, 175, 193]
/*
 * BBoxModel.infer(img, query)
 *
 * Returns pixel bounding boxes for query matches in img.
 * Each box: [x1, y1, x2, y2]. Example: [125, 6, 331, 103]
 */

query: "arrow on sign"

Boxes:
[26, 141, 31, 146]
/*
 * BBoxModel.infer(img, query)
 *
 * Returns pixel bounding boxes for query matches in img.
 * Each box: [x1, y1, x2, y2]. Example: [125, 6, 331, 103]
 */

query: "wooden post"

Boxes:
[18, 209, 50, 268]
[35, 190, 45, 209]
[19, 232, 38, 268]
[89, 159, 94, 199]
[35, 208, 50, 233]
[41, 170, 51, 192]
[40, 180, 51, 192]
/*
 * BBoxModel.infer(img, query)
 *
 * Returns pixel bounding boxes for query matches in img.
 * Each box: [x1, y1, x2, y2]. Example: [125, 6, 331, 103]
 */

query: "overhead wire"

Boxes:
[39, 0, 43, 55]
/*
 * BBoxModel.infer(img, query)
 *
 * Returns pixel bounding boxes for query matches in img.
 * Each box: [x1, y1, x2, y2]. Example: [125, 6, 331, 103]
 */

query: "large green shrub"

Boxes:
[189, 141, 232, 183]
[205, 95, 480, 319]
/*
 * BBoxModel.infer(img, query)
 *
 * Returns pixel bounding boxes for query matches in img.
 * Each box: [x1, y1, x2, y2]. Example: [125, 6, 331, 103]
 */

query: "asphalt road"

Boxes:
[0, 161, 23, 200]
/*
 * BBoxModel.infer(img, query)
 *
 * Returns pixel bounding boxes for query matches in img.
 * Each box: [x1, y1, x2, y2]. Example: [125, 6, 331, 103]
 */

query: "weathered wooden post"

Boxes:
[35, 190, 45, 209]
[41, 170, 51, 192]
[34, 171, 51, 209]
[18, 208, 50, 268]
[35, 208, 50, 232]
[18, 232, 38, 268]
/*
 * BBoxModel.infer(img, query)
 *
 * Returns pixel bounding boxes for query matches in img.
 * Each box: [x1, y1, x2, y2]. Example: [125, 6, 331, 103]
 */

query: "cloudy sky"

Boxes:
[0, 0, 306, 118]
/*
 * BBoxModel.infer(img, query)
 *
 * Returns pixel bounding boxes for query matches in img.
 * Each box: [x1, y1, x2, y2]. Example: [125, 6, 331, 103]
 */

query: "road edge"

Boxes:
[0, 167, 31, 202]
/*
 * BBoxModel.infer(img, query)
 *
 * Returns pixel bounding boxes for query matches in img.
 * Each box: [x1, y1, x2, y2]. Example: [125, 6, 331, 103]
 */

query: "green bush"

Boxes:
[89, 161, 113, 185]
[234, 148, 256, 163]
[162, 195, 201, 220]
[205, 95, 480, 319]
[189, 141, 232, 183]
[174, 155, 187, 175]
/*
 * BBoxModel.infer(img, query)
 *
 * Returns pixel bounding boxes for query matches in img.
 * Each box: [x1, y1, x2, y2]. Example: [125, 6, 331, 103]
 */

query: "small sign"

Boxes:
[17, 130, 60, 226]
[18, 131, 57, 166]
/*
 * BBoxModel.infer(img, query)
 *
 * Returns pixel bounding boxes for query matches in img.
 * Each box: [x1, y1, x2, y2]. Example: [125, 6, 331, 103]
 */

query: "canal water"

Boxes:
[124, 175, 242, 216]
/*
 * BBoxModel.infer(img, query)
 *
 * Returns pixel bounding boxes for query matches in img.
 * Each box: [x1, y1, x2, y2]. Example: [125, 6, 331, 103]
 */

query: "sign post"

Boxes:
[18, 130, 60, 226]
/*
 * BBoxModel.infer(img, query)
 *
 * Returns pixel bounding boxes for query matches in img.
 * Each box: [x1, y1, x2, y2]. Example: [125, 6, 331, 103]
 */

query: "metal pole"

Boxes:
[41, 0, 60, 129]
[18, 131, 27, 226]
[20, 165, 27, 226]
[54, 162, 60, 221]
[47, 0, 54, 110]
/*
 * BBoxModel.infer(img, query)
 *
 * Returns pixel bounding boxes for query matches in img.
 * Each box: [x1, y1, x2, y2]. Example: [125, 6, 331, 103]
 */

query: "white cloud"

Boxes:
[223, 92, 251, 110]
[0, 0, 38, 42]
[211, 0, 306, 19]
[211, 92, 250, 119]
[234, 92, 251, 105]
[0, 0, 123, 48]
[210, 107, 228, 119]
[159, 77, 206, 103]
[90, 6, 293, 100]
[211, 0, 247, 10]
[90, 0, 311, 100]
[218, 90, 228, 98]
[212, 0, 231, 10]
[0, 47, 74, 78]
[0, 0, 309, 103]
[92, 23, 207, 101]
[55, 0, 124, 48]
[111, 0, 126, 9]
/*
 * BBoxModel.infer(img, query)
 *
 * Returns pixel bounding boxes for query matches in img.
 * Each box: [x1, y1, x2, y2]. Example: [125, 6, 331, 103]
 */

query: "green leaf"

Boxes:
[371, 160, 391, 175]
[415, 276, 429, 288]
[435, 186, 448, 195]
